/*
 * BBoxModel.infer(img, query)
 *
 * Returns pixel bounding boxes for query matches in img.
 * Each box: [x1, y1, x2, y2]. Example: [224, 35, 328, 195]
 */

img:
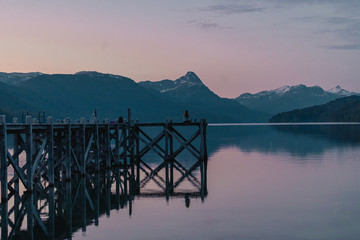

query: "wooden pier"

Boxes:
[0, 113, 207, 202]
[0, 112, 208, 239]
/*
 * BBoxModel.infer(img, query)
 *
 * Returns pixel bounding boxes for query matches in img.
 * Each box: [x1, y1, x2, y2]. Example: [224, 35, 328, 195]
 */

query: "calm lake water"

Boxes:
[3, 124, 360, 239]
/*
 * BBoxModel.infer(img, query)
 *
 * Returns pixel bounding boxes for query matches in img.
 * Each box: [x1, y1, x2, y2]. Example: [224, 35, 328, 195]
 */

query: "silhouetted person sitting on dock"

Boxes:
[183, 110, 191, 123]
[118, 116, 124, 123]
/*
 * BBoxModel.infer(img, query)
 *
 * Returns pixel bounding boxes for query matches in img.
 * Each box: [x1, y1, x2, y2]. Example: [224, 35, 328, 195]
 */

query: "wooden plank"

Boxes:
[138, 128, 166, 155]
[167, 129, 200, 160]
[7, 152, 27, 187]
[136, 130, 166, 159]
[171, 127, 200, 154]
[84, 134, 93, 161]
[71, 148, 82, 173]
[31, 201, 49, 236]
[31, 138, 47, 177]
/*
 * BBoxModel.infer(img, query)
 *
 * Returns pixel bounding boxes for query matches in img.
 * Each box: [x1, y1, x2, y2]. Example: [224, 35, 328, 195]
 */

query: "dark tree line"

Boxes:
[269, 96, 360, 122]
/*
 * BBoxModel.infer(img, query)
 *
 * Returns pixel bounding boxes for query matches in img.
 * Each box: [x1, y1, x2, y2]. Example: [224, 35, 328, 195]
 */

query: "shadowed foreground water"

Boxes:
[2, 124, 360, 239]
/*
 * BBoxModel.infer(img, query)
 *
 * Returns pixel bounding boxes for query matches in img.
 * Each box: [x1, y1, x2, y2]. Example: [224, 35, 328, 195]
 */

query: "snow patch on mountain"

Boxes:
[272, 85, 290, 95]
[0, 72, 43, 86]
[327, 85, 353, 96]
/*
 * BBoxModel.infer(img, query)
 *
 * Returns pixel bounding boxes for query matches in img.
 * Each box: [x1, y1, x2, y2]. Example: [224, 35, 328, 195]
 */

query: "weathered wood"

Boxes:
[200, 119, 207, 161]
[105, 120, 111, 169]
[47, 117, 54, 186]
[65, 118, 71, 181]
[94, 118, 100, 172]
[26, 116, 33, 192]
[0, 115, 8, 202]
[80, 118, 86, 175]
[0, 114, 207, 201]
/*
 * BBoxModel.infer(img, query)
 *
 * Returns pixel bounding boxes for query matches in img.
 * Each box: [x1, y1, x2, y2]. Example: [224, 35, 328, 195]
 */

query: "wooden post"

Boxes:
[94, 173, 100, 226]
[135, 127, 140, 194]
[65, 118, 71, 181]
[1, 201, 8, 239]
[0, 115, 8, 202]
[80, 118, 86, 175]
[128, 109, 135, 180]
[81, 176, 87, 232]
[106, 171, 111, 217]
[200, 160, 205, 202]
[47, 117, 54, 186]
[27, 192, 34, 239]
[115, 167, 120, 209]
[94, 118, 100, 172]
[26, 116, 33, 192]
[115, 121, 120, 165]
[165, 119, 170, 198]
[65, 181, 72, 236]
[122, 124, 128, 195]
[200, 119, 207, 161]
[105, 119, 111, 169]
[13, 125, 20, 237]
[12, 118, 20, 200]
[48, 187, 55, 239]
[169, 122, 174, 194]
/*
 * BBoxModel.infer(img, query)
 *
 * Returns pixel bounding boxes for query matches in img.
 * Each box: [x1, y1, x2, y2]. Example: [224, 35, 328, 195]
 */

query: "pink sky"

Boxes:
[1, 1, 360, 98]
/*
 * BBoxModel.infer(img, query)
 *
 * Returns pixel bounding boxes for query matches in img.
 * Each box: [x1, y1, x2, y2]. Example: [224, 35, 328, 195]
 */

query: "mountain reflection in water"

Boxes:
[207, 124, 360, 157]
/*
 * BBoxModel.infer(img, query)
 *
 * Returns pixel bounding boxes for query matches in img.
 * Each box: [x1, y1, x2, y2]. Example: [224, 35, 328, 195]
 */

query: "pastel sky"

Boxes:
[1, 0, 360, 97]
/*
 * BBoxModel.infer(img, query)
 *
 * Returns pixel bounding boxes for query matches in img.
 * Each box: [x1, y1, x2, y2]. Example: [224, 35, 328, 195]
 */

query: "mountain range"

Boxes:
[235, 84, 359, 115]
[0, 71, 358, 123]
[0, 71, 267, 123]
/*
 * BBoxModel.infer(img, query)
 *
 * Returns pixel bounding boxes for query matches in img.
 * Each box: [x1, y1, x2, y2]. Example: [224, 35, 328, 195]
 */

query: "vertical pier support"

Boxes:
[135, 126, 140, 194]
[47, 117, 54, 186]
[105, 119, 111, 169]
[26, 116, 33, 192]
[200, 119, 207, 161]
[0, 115, 8, 202]
[122, 124, 128, 195]
[128, 109, 135, 195]
[200, 119, 208, 197]
[169, 121, 174, 194]
[65, 118, 71, 181]
[1, 201, 8, 240]
[165, 119, 170, 198]
[80, 118, 86, 175]
[94, 118, 100, 172]
[115, 121, 120, 165]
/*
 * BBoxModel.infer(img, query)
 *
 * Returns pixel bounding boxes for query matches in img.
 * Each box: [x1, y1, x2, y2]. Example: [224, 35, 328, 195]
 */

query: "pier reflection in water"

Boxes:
[0, 159, 207, 240]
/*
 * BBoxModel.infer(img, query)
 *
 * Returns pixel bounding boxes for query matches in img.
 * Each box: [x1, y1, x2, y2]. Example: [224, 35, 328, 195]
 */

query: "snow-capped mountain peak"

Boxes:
[327, 85, 352, 96]
[139, 71, 205, 94]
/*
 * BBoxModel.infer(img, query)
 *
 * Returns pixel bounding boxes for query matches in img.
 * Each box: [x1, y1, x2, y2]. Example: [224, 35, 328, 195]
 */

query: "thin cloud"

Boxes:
[187, 20, 232, 30]
[200, 4, 264, 15]
[326, 44, 360, 50]
[198, 22, 219, 29]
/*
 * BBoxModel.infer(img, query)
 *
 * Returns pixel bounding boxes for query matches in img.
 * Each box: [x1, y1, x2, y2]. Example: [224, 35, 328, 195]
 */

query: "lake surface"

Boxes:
[3, 124, 360, 239]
